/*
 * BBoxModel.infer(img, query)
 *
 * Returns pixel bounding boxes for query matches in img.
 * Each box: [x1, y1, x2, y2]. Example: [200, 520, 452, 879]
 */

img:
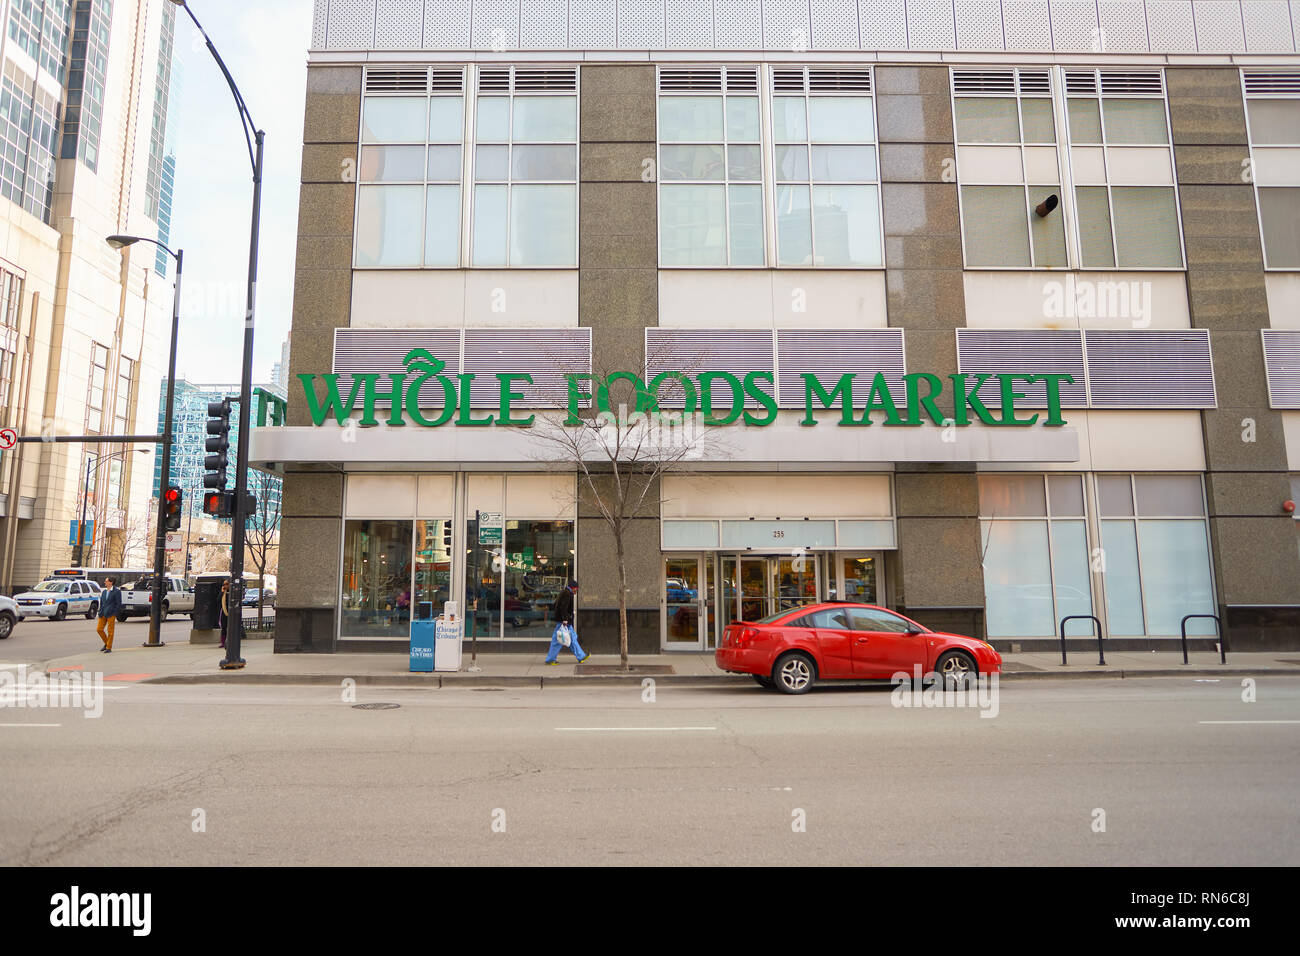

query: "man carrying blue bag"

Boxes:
[545, 579, 589, 665]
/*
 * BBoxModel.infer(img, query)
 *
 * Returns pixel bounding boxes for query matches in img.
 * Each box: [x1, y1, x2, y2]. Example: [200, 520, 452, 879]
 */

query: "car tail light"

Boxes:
[737, 626, 760, 646]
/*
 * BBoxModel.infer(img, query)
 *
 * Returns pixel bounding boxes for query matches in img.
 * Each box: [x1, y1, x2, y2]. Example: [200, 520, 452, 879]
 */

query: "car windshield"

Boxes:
[33, 581, 69, 592]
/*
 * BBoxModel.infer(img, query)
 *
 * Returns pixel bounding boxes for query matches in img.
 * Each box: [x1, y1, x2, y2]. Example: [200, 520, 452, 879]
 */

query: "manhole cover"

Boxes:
[472, 687, 506, 692]
[352, 702, 400, 710]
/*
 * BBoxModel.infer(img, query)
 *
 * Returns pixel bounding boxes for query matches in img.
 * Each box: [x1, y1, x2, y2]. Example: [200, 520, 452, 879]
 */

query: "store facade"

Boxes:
[260, 1, 1300, 653]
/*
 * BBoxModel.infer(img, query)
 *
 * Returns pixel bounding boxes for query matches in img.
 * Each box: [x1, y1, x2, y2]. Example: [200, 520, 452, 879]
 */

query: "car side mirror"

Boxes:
[906, 626, 925, 635]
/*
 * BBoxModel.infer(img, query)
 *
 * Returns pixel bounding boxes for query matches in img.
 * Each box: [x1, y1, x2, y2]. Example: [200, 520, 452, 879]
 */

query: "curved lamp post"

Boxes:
[168, 0, 264, 669]
[106, 235, 182, 648]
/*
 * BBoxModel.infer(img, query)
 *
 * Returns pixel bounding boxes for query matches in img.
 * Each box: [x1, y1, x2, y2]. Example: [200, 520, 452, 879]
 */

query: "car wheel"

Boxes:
[116, 611, 129, 623]
[935, 650, 978, 689]
[159, 601, 169, 623]
[52, 603, 66, 622]
[85, 601, 98, 620]
[0, 612, 13, 639]
[752, 675, 774, 689]
[773, 652, 816, 695]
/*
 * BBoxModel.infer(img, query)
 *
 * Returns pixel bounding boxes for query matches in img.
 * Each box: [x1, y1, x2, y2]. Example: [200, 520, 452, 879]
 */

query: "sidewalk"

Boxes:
[34, 637, 1300, 686]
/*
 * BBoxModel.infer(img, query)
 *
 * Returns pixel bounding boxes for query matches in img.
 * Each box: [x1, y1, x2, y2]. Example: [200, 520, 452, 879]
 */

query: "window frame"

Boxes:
[1241, 72, 1300, 272]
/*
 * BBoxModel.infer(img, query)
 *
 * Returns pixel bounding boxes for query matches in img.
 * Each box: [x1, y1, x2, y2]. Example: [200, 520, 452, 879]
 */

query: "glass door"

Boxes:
[663, 554, 709, 650]
[774, 554, 820, 614]
[739, 556, 771, 622]
[837, 553, 884, 606]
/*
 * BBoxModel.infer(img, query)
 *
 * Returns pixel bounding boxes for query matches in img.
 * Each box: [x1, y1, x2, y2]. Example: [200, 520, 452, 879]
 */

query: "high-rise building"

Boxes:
[0, 0, 182, 590]
[270, 334, 291, 395]
[257, 1, 1300, 654]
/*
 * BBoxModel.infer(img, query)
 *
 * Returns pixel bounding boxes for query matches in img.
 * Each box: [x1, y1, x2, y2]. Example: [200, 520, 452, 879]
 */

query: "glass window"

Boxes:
[426, 145, 462, 181]
[471, 183, 509, 266]
[1101, 98, 1169, 145]
[848, 607, 913, 633]
[962, 185, 1031, 267]
[359, 145, 426, 182]
[807, 96, 874, 142]
[772, 96, 807, 141]
[1048, 475, 1085, 516]
[809, 606, 851, 629]
[362, 97, 426, 143]
[658, 88, 764, 266]
[340, 520, 414, 639]
[1075, 185, 1116, 268]
[1097, 475, 1134, 516]
[1258, 187, 1300, 269]
[978, 475, 1048, 517]
[1133, 474, 1204, 517]
[1246, 98, 1300, 145]
[429, 97, 463, 141]
[356, 185, 424, 267]
[512, 96, 576, 141]
[1100, 520, 1144, 635]
[1138, 520, 1216, 635]
[1020, 98, 1056, 143]
[1111, 187, 1181, 268]
[1049, 521, 1094, 623]
[982, 519, 1056, 637]
[465, 516, 576, 642]
[1029, 188, 1068, 266]
[424, 185, 461, 267]
[510, 184, 577, 266]
[1067, 98, 1102, 143]
[955, 97, 1020, 143]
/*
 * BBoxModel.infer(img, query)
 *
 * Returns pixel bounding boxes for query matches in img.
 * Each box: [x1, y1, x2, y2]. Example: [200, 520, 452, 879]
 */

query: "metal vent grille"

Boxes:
[1244, 71, 1300, 94]
[952, 69, 1016, 94]
[430, 69, 465, 92]
[955, 330, 1088, 408]
[514, 68, 578, 92]
[332, 329, 462, 410]
[1017, 69, 1051, 94]
[461, 329, 592, 408]
[773, 68, 807, 92]
[808, 68, 872, 92]
[1083, 330, 1216, 409]
[479, 67, 512, 92]
[1064, 70, 1099, 94]
[645, 329, 774, 408]
[659, 67, 724, 91]
[726, 67, 760, 91]
[1098, 70, 1165, 95]
[776, 330, 906, 409]
[365, 68, 430, 93]
[1262, 331, 1300, 409]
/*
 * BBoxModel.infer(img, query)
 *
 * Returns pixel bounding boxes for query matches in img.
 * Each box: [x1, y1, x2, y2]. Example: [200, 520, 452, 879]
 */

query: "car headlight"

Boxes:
[44, 599, 55, 605]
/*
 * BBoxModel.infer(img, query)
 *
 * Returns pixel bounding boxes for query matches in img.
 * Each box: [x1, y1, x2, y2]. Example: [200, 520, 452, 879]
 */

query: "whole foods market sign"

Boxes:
[298, 349, 1072, 429]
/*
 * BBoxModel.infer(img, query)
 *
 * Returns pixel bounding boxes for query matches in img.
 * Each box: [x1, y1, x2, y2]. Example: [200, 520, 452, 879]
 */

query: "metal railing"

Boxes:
[1181, 614, 1226, 664]
[1059, 615, 1105, 666]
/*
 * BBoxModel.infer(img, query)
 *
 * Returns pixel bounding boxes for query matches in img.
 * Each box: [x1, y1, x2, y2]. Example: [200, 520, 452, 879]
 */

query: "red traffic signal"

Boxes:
[203, 490, 230, 518]
[163, 485, 183, 532]
[164, 487, 181, 504]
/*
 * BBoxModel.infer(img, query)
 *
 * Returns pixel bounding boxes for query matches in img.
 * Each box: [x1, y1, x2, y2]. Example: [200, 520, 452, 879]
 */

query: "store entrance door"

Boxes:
[662, 554, 713, 651]
[719, 554, 823, 630]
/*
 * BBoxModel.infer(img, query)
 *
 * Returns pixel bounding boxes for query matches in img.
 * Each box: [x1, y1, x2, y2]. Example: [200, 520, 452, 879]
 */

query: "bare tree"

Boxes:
[527, 340, 729, 669]
[245, 469, 282, 628]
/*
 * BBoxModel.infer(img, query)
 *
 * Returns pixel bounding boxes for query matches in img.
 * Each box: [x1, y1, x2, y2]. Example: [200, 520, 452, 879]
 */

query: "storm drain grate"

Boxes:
[472, 687, 506, 692]
[352, 702, 401, 710]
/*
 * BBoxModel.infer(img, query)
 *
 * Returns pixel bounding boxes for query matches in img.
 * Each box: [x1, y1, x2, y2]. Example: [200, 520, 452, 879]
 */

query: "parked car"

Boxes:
[716, 602, 1002, 695]
[119, 576, 195, 622]
[13, 579, 102, 621]
[0, 593, 19, 638]
[242, 588, 276, 608]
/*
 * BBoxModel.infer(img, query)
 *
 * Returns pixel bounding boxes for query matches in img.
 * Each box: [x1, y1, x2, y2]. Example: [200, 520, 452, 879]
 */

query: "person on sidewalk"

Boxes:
[545, 580, 589, 665]
[219, 580, 230, 649]
[96, 577, 122, 654]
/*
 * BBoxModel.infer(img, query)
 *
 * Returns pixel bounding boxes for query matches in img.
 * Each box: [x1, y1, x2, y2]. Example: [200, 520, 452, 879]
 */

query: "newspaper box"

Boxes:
[409, 602, 436, 673]
[435, 601, 463, 672]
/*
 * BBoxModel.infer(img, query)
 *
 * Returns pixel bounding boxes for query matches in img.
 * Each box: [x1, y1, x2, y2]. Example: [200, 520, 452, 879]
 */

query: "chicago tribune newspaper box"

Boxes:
[435, 601, 463, 672]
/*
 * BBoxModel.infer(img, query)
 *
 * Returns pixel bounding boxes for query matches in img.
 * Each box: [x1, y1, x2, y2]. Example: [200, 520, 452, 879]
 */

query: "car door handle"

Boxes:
[855, 637, 869, 644]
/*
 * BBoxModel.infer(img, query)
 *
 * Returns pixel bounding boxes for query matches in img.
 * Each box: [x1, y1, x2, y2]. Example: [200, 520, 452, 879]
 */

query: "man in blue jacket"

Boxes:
[544, 580, 589, 665]
[96, 577, 122, 653]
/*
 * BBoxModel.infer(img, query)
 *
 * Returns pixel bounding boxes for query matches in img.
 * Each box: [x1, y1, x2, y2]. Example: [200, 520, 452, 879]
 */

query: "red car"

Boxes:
[716, 602, 1001, 694]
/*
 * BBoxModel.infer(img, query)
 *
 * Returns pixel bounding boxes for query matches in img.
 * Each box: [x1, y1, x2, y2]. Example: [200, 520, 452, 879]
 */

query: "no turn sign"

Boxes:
[0, 428, 16, 450]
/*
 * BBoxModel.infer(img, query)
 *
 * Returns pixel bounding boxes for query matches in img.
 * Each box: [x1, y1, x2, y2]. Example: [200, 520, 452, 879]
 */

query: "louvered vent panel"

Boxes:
[430, 69, 465, 92]
[1017, 69, 1051, 94]
[726, 67, 760, 92]
[514, 68, 578, 92]
[462, 329, 593, 408]
[645, 329, 774, 408]
[332, 329, 463, 410]
[1244, 71, 1300, 94]
[955, 330, 1088, 408]
[1084, 330, 1216, 408]
[1064, 70, 1099, 94]
[365, 68, 430, 93]
[1262, 331, 1300, 409]
[952, 69, 1016, 94]
[478, 68, 512, 92]
[807, 68, 872, 92]
[772, 68, 807, 92]
[776, 330, 906, 409]
[659, 68, 724, 91]
[1098, 70, 1164, 95]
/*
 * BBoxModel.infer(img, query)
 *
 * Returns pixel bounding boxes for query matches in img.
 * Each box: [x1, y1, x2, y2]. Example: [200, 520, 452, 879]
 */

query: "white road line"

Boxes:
[1198, 720, 1300, 724]
[555, 726, 717, 732]
[0, 723, 62, 727]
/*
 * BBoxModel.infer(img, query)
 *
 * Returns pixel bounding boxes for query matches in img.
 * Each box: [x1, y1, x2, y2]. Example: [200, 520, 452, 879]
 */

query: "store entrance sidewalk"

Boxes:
[27, 639, 1300, 686]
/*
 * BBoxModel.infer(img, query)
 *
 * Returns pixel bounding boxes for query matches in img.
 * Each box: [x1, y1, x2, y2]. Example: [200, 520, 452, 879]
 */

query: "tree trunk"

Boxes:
[616, 532, 629, 670]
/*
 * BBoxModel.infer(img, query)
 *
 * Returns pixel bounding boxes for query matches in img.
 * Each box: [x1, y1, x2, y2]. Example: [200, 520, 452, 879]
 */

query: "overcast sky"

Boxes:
[167, 1, 314, 385]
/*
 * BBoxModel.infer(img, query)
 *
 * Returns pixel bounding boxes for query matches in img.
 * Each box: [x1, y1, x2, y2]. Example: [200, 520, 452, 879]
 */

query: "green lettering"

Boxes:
[496, 373, 535, 427]
[902, 373, 946, 426]
[456, 374, 496, 426]
[997, 374, 1039, 426]
[802, 373, 857, 426]
[860, 372, 903, 426]
[1034, 374, 1073, 426]
[743, 372, 777, 426]
[297, 373, 364, 426]
[948, 373, 1000, 426]
[649, 371, 697, 417]
[565, 374, 593, 426]
[697, 371, 744, 426]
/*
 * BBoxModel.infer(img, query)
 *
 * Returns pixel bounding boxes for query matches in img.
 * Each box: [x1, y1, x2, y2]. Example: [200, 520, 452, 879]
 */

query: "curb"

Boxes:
[136, 667, 1299, 687]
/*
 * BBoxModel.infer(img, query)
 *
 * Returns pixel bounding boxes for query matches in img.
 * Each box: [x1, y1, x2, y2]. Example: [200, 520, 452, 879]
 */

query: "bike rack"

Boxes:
[1180, 614, 1226, 665]
[1059, 615, 1106, 666]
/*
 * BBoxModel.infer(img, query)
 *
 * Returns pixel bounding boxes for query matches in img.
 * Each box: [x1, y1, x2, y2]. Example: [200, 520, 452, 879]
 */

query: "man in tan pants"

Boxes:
[96, 576, 122, 653]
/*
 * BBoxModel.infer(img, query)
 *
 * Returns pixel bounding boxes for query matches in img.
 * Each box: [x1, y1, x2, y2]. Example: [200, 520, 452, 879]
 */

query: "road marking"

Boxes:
[555, 726, 717, 732]
[1198, 720, 1300, 724]
[0, 723, 61, 727]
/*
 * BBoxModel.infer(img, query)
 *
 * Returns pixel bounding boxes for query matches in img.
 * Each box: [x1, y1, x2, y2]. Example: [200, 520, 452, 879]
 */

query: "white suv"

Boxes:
[13, 579, 102, 621]
[0, 593, 19, 639]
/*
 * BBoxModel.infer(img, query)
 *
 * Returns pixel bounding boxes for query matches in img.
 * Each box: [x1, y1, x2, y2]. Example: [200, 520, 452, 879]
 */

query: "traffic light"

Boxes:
[442, 521, 453, 552]
[204, 398, 232, 493]
[204, 490, 230, 518]
[163, 486, 183, 531]
[185, 554, 193, 572]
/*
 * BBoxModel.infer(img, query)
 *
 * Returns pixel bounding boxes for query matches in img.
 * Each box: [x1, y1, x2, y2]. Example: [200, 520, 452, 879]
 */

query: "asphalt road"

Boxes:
[0, 611, 272, 665]
[0, 676, 1295, 866]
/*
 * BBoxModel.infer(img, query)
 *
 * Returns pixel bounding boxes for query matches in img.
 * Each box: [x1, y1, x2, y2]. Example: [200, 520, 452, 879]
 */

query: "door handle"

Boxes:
[855, 637, 869, 644]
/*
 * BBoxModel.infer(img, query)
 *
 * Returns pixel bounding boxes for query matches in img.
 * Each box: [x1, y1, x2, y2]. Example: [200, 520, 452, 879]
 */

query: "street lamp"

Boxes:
[106, 234, 182, 648]
[169, 0, 263, 670]
[74, 447, 151, 567]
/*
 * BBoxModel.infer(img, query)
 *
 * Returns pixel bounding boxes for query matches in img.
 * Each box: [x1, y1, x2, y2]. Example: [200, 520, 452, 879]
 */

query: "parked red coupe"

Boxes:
[716, 602, 1001, 694]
